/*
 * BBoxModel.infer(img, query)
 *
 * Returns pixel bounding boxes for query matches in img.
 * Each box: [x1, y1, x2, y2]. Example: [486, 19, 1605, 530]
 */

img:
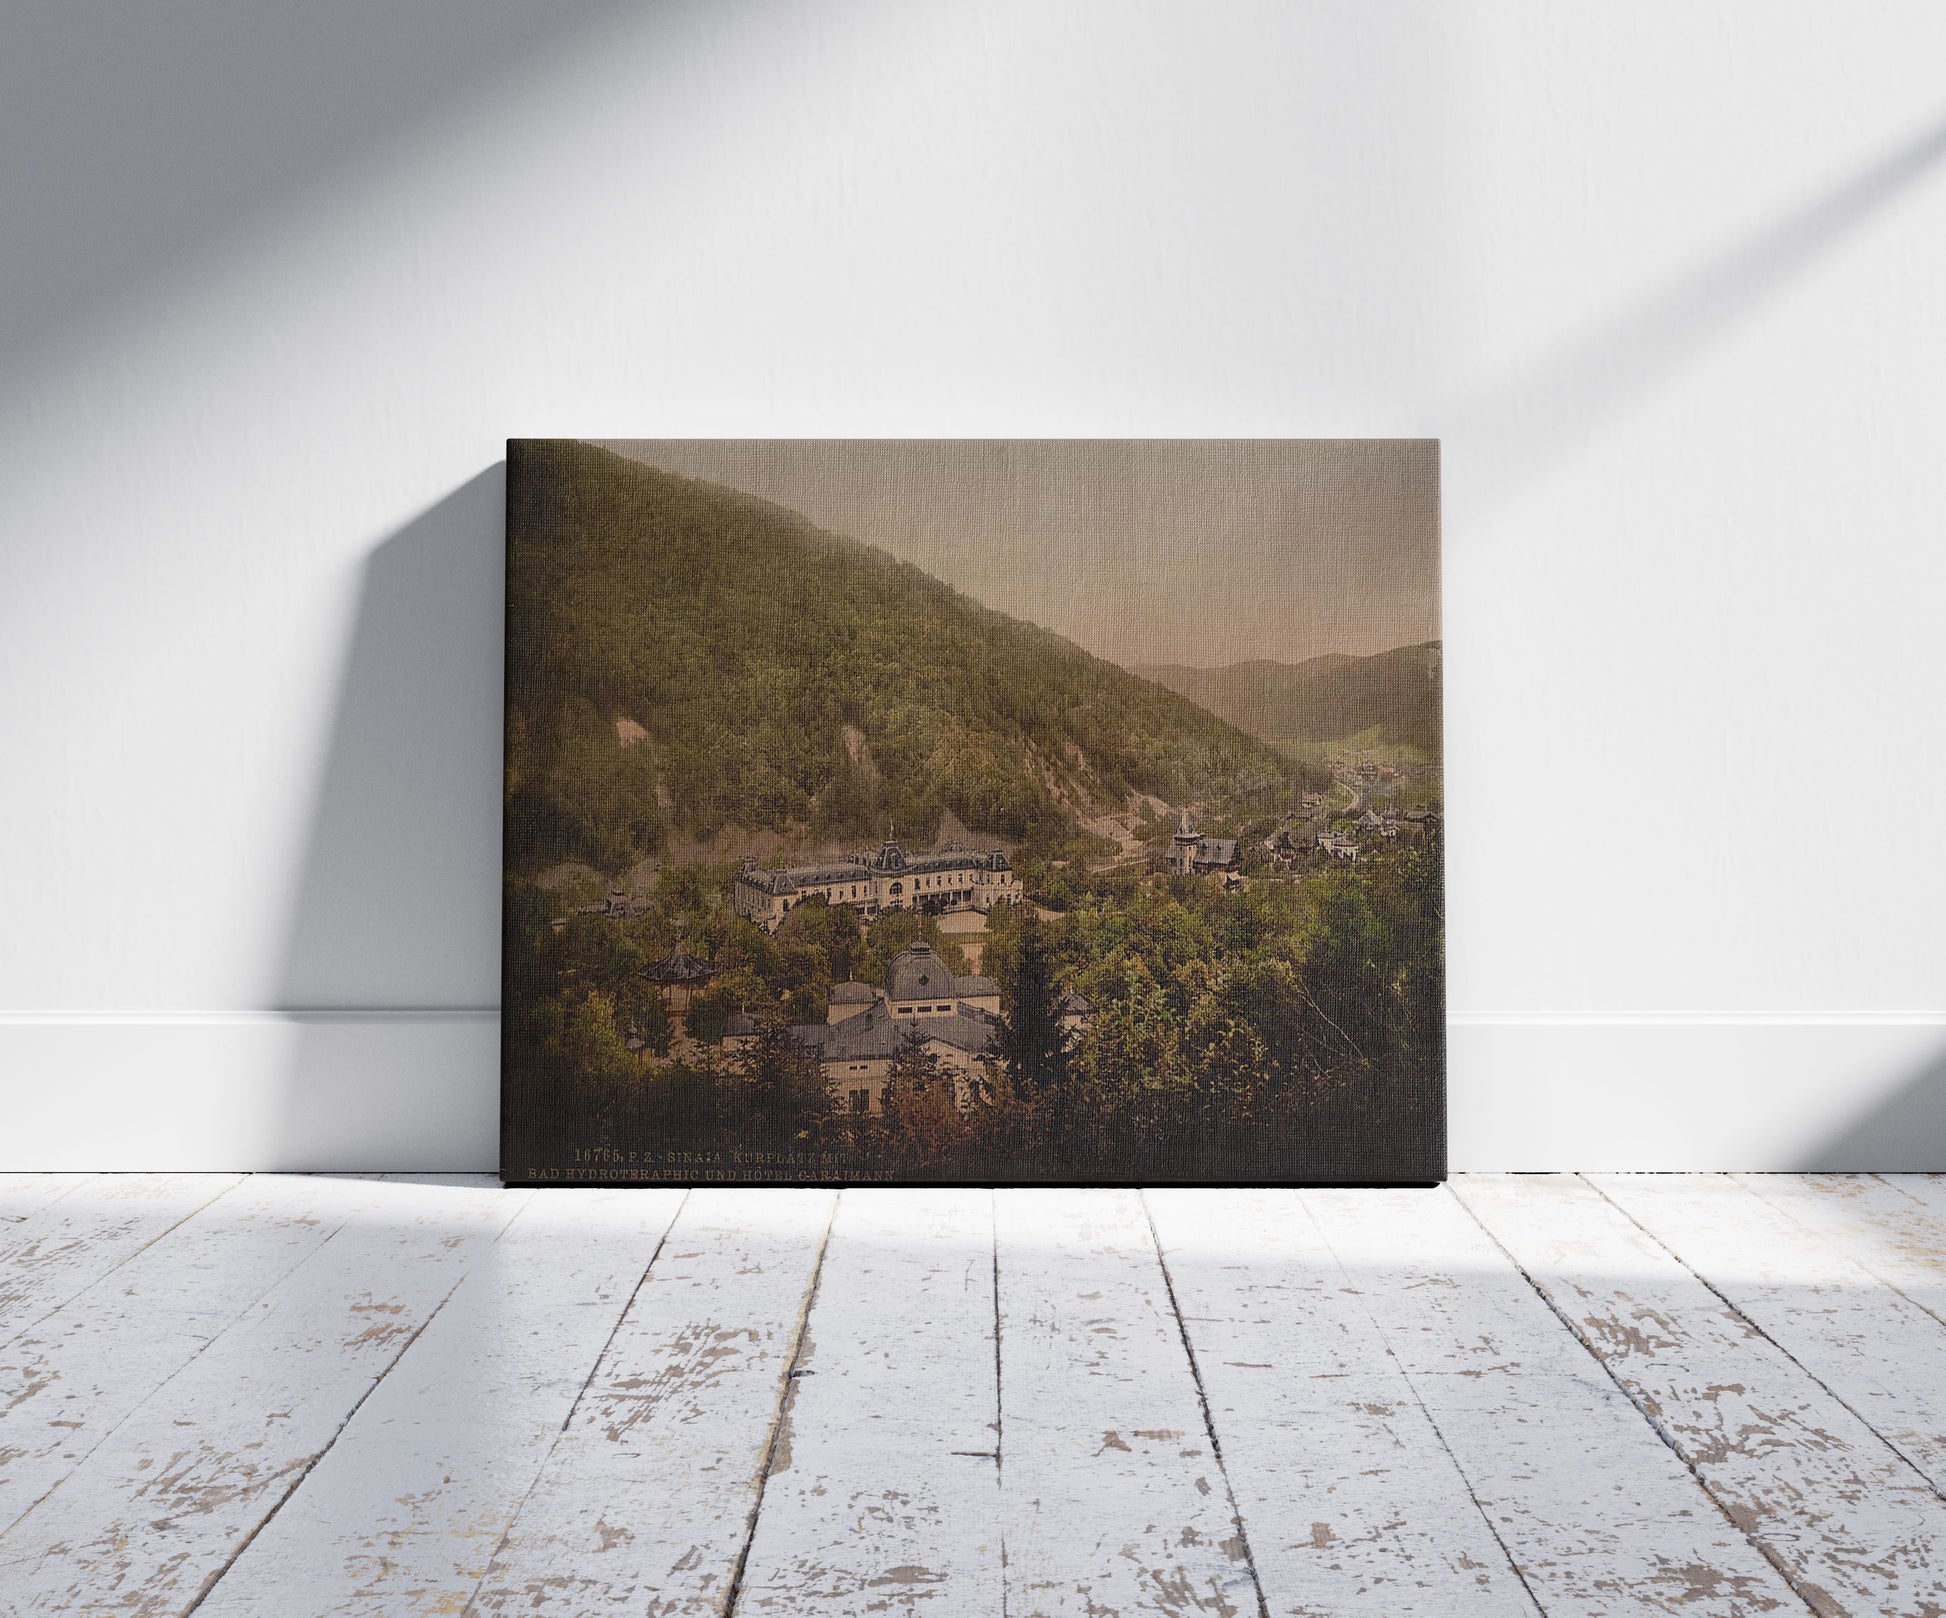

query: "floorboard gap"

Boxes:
[454, 1187, 692, 1618]
[991, 1187, 1009, 1618]
[0, 1175, 247, 1355]
[719, 1189, 841, 1618]
[1452, 1182, 1826, 1618]
[0, 1185, 383, 1543]
[1583, 1174, 1946, 1510]
[1140, 1189, 1271, 1618]
[1306, 1187, 1549, 1617]
[182, 1267, 474, 1615]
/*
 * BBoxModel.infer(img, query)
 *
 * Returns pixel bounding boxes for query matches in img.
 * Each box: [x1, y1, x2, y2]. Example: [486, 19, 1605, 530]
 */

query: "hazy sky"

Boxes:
[600, 439, 1439, 668]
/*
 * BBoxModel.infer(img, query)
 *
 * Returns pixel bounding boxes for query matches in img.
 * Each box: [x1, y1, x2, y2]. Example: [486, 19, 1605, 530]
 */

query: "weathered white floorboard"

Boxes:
[1459, 1173, 1946, 1617]
[733, 1188, 1003, 1615]
[1593, 1173, 1946, 1499]
[464, 1187, 837, 1616]
[1879, 1174, 1946, 1217]
[996, 1188, 1259, 1618]
[8, 1175, 1945, 1617]
[0, 1174, 95, 1223]
[0, 1175, 526, 1616]
[0, 1173, 244, 1348]
[0, 1174, 399, 1535]
[192, 1186, 687, 1618]
[1735, 1175, 1946, 1325]
[1146, 1188, 1538, 1617]
[1305, 1186, 1804, 1616]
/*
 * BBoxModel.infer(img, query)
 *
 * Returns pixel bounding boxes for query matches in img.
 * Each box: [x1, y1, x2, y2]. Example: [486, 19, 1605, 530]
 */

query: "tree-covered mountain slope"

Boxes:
[1132, 642, 1442, 756]
[505, 440, 1296, 872]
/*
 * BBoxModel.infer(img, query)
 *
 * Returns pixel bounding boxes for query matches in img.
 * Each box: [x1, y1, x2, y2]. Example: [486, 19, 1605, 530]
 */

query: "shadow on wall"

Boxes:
[0, 1, 643, 380]
[1450, 109, 1946, 514]
[1796, 1044, 1946, 1173]
[273, 467, 507, 1172]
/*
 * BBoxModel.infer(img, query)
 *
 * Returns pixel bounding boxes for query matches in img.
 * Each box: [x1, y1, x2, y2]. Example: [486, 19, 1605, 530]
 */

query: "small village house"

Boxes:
[1169, 809, 1241, 878]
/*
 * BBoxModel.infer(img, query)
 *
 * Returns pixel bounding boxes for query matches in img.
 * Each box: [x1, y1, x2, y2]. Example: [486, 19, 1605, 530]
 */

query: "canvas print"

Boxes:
[502, 440, 1443, 1185]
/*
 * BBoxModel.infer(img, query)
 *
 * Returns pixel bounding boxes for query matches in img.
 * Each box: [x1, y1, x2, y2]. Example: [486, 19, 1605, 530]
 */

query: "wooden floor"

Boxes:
[2, 1177, 1945, 1615]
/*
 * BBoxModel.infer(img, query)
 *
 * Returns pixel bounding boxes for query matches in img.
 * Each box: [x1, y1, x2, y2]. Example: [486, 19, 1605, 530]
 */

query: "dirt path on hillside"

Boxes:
[1081, 797, 1161, 871]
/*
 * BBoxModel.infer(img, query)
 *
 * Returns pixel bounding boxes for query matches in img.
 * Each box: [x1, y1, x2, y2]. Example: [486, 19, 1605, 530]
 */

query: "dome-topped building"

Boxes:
[884, 938, 999, 1014]
[775, 939, 1022, 1118]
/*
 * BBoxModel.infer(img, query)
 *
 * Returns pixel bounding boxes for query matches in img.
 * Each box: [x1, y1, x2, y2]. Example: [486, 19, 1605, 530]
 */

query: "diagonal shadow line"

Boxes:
[1792, 1041, 1946, 1171]
[1451, 109, 1946, 510]
[0, 0, 660, 381]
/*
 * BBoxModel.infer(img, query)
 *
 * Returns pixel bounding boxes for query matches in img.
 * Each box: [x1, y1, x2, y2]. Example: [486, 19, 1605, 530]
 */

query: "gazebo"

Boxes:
[643, 940, 718, 1017]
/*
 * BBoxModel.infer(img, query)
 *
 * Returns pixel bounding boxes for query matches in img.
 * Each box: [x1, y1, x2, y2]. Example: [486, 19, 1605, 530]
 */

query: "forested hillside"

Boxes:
[505, 440, 1295, 872]
[1133, 642, 1443, 756]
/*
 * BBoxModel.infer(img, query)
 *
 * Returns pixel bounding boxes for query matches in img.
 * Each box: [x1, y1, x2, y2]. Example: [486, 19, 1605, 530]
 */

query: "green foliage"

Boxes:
[993, 906, 1071, 1107]
[507, 700, 671, 872]
[1135, 644, 1443, 760]
[776, 897, 862, 984]
[505, 439, 1296, 874]
[506, 837, 1442, 1180]
[734, 1021, 833, 1150]
[880, 1034, 970, 1169]
[999, 843, 1441, 1178]
[684, 978, 746, 1046]
[630, 992, 674, 1057]
[561, 988, 637, 1084]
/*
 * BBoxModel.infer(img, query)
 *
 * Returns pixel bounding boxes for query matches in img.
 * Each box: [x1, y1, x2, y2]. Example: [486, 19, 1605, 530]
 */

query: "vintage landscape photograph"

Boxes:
[502, 439, 1443, 1184]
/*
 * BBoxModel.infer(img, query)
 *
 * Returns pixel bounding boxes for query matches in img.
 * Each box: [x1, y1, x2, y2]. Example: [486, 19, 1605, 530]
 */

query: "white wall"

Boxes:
[5, 1, 1944, 1170]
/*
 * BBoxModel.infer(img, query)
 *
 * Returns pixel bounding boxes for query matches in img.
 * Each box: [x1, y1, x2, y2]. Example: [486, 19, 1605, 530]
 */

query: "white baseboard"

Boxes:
[0, 1012, 500, 1172]
[1448, 1015, 1946, 1172]
[1, 1013, 1941, 1172]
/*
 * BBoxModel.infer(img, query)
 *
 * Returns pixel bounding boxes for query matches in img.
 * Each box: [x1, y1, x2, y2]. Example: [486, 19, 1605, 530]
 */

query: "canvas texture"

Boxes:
[502, 439, 1443, 1185]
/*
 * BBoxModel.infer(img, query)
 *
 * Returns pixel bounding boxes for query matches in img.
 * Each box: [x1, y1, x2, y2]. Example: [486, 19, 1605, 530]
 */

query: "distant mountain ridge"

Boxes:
[1133, 642, 1442, 756]
[505, 440, 1300, 873]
